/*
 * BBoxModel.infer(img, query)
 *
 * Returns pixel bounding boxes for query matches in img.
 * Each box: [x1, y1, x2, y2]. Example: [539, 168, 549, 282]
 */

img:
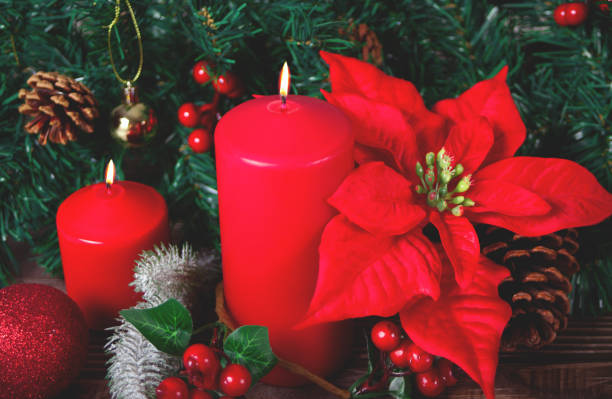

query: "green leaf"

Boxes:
[223, 325, 278, 384]
[388, 376, 412, 399]
[120, 299, 193, 356]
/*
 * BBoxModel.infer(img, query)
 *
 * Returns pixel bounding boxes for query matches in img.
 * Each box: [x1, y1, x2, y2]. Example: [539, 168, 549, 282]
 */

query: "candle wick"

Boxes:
[106, 183, 111, 194]
[281, 94, 287, 111]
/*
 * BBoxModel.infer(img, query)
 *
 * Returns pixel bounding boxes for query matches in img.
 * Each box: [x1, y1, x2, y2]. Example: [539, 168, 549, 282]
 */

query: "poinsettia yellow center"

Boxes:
[415, 148, 474, 216]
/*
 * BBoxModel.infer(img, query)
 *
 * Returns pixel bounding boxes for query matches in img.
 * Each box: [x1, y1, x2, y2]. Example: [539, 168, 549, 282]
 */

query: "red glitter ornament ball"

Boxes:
[0, 284, 89, 399]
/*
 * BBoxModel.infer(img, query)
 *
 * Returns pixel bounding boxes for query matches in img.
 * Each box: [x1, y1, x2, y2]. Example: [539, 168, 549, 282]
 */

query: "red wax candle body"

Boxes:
[215, 95, 354, 386]
[56, 181, 169, 329]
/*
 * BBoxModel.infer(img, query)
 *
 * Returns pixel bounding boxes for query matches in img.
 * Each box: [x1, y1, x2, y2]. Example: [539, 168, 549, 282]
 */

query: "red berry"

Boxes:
[156, 377, 189, 399]
[178, 103, 200, 128]
[554, 4, 569, 26]
[437, 358, 459, 387]
[212, 71, 243, 98]
[389, 339, 412, 368]
[554, 3, 588, 26]
[219, 364, 252, 397]
[193, 61, 213, 85]
[198, 103, 218, 131]
[188, 389, 213, 399]
[182, 344, 220, 390]
[188, 129, 212, 154]
[371, 320, 401, 352]
[565, 2, 588, 25]
[600, 1, 610, 12]
[406, 342, 434, 373]
[415, 368, 445, 397]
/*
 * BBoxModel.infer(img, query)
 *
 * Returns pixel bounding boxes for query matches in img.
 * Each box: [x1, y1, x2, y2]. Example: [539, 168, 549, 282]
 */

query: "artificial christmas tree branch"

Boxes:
[1, 0, 611, 312]
[215, 283, 351, 399]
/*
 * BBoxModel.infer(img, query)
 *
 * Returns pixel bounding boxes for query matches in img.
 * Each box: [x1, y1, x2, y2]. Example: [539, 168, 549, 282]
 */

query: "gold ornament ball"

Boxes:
[110, 85, 157, 147]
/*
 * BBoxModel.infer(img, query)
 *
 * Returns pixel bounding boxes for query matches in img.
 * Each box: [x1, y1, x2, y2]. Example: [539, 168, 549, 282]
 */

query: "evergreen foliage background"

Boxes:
[1, 0, 610, 315]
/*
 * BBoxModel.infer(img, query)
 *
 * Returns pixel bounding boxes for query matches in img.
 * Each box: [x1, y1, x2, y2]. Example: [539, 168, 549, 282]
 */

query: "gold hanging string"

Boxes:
[106, 0, 143, 85]
[10, 33, 20, 67]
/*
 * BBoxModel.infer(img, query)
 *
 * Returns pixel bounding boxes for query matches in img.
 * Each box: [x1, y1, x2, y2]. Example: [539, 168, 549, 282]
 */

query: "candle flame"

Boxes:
[279, 61, 290, 99]
[105, 160, 115, 186]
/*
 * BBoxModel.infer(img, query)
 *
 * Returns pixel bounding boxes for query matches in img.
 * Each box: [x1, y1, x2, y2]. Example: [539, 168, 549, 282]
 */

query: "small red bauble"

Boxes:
[437, 358, 459, 387]
[415, 368, 445, 397]
[178, 103, 200, 128]
[219, 364, 252, 397]
[183, 344, 220, 390]
[371, 320, 401, 352]
[212, 71, 244, 99]
[0, 284, 88, 399]
[406, 342, 434, 373]
[188, 129, 212, 153]
[193, 61, 213, 85]
[188, 389, 213, 399]
[599, 1, 610, 12]
[389, 339, 412, 368]
[156, 377, 189, 399]
[554, 3, 588, 26]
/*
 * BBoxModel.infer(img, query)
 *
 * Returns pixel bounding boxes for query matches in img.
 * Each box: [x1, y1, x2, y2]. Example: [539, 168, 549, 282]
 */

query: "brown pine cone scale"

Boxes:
[18, 71, 98, 145]
[479, 226, 579, 351]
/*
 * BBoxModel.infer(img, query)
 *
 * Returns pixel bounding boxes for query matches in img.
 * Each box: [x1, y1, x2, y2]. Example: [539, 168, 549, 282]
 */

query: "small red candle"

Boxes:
[215, 63, 354, 386]
[56, 160, 169, 329]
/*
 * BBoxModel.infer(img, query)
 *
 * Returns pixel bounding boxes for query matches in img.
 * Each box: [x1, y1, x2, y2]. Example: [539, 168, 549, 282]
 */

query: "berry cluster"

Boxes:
[359, 320, 459, 398]
[554, 2, 588, 26]
[178, 60, 244, 153]
[156, 343, 252, 399]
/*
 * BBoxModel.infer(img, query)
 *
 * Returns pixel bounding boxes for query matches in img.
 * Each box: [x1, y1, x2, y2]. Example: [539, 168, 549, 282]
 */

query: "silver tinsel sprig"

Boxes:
[105, 243, 221, 399]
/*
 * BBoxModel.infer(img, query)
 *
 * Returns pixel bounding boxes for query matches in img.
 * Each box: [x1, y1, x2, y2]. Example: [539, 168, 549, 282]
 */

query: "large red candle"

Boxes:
[215, 65, 354, 386]
[56, 161, 169, 329]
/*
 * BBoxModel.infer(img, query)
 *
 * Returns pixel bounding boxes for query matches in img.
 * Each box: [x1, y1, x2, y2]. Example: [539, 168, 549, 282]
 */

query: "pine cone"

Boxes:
[18, 71, 99, 145]
[479, 226, 580, 351]
[339, 22, 383, 66]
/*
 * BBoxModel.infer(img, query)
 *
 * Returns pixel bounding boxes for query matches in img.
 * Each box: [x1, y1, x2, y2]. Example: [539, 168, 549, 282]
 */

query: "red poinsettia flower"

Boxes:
[300, 51, 612, 398]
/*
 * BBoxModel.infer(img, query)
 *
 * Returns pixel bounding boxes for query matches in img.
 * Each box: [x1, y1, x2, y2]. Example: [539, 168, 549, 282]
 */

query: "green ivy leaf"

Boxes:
[224, 325, 278, 384]
[120, 298, 193, 356]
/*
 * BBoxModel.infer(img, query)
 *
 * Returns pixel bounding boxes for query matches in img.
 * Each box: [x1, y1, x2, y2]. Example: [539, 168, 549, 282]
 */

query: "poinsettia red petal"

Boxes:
[329, 162, 426, 236]
[443, 117, 494, 175]
[298, 215, 441, 327]
[353, 143, 402, 171]
[400, 255, 511, 399]
[429, 211, 479, 288]
[433, 67, 525, 167]
[321, 50, 424, 110]
[322, 91, 419, 175]
[467, 157, 612, 235]
[468, 179, 551, 216]
[321, 51, 446, 173]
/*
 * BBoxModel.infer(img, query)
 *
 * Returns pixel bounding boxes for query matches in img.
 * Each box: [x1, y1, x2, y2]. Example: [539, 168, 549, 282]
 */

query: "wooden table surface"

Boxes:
[10, 242, 612, 399]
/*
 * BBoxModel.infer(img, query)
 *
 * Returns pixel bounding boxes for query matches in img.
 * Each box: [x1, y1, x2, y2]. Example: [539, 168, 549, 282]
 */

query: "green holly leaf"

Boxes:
[388, 376, 412, 399]
[120, 298, 193, 356]
[223, 325, 278, 384]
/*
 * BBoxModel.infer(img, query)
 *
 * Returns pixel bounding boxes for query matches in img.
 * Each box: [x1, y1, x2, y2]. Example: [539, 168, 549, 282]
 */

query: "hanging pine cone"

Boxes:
[479, 226, 580, 351]
[339, 22, 383, 66]
[18, 71, 99, 145]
